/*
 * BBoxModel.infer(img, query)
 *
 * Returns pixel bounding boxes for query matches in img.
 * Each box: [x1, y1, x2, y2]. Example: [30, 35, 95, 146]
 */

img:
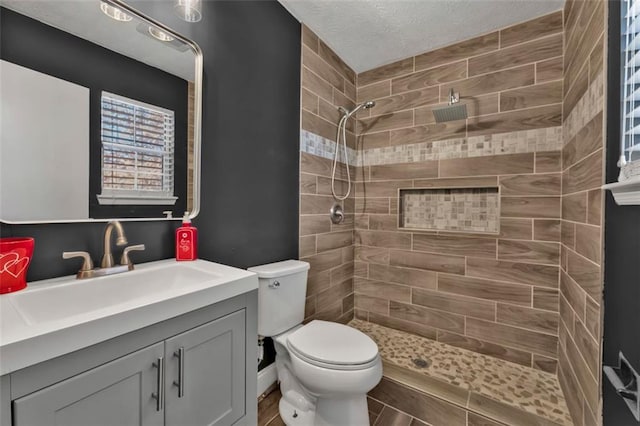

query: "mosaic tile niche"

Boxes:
[399, 187, 500, 234]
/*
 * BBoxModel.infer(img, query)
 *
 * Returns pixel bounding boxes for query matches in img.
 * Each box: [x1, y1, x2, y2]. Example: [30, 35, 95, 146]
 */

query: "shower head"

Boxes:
[432, 89, 468, 123]
[432, 103, 468, 123]
[344, 100, 376, 118]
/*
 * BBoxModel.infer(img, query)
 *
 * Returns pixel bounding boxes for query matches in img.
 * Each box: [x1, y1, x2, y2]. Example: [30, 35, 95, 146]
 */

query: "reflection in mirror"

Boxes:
[0, 0, 201, 223]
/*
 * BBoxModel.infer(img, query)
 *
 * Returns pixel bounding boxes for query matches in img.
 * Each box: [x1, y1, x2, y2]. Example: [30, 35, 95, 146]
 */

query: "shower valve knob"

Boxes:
[330, 203, 344, 224]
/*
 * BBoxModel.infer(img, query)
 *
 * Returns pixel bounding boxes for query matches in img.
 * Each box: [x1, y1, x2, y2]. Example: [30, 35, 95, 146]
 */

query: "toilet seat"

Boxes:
[286, 320, 379, 371]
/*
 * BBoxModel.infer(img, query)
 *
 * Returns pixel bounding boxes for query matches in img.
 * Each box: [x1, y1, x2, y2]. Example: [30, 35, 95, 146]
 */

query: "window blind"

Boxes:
[99, 92, 176, 203]
[622, 0, 640, 168]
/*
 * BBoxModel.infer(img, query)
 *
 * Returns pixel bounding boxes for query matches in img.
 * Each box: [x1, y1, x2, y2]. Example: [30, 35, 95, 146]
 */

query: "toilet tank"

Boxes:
[248, 260, 310, 337]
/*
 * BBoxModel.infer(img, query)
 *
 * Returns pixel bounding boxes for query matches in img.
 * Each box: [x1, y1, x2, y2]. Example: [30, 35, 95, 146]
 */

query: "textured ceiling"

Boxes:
[278, 0, 565, 73]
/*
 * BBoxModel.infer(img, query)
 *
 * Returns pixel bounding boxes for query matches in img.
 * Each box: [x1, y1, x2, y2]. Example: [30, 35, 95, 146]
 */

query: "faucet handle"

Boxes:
[120, 244, 145, 268]
[63, 251, 94, 272]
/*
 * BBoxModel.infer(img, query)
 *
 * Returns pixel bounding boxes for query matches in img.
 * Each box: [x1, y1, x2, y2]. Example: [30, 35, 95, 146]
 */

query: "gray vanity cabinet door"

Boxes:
[164, 309, 246, 426]
[13, 342, 165, 426]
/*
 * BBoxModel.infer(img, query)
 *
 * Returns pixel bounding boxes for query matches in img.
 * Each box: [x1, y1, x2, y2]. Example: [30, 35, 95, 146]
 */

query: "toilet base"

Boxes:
[279, 397, 315, 425]
[279, 394, 370, 426]
[314, 395, 370, 426]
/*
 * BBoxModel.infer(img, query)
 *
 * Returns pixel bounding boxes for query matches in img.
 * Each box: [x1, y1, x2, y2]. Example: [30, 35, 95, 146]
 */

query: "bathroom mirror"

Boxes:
[0, 0, 202, 223]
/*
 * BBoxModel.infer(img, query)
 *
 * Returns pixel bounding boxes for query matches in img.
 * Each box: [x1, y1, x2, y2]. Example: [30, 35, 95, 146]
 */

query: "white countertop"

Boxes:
[0, 259, 258, 375]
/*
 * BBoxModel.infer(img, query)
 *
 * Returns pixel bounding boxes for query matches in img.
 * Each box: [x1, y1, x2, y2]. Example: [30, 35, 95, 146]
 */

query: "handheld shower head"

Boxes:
[343, 100, 376, 118]
[331, 99, 376, 204]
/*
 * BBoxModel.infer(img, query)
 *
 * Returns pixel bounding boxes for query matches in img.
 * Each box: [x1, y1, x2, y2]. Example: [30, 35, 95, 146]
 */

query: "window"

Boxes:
[605, 0, 640, 205]
[621, 0, 640, 181]
[97, 91, 177, 205]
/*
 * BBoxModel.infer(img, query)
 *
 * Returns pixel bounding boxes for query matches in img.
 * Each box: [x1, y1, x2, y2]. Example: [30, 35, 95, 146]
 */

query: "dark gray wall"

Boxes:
[604, 3, 640, 424]
[0, 0, 300, 280]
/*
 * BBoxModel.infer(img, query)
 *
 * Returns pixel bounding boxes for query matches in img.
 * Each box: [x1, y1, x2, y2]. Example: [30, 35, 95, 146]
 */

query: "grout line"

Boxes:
[364, 57, 540, 101]
[558, 293, 576, 332]
[305, 43, 356, 93]
[582, 286, 601, 309]
[573, 309, 597, 347]
[562, 58, 591, 105]
[560, 186, 602, 199]
[381, 64, 559, 102]
[530, 286, 535, 308]
[562, 146, 603, 174]
[563, 240, 602, 268]
[560, 313, 600, 385]
[565, 5, 604, 77]
[421, 29, 561, 77]
[302, 66, 343, 107]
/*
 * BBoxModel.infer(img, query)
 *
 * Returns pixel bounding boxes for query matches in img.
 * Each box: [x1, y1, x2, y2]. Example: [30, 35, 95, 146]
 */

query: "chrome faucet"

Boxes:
[101, 220, 128, 268]
[63, 220, 145, 279]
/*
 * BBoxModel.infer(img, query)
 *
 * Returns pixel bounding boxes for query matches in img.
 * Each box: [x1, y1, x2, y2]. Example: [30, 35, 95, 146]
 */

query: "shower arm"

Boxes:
[448, 89, 460, 105]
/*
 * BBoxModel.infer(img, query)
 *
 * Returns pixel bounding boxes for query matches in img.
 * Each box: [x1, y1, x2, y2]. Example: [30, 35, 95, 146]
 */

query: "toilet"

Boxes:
[249, 260, 382, 426]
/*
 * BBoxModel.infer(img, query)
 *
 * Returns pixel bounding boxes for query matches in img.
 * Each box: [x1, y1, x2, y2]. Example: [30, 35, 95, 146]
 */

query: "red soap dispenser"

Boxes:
[176, 212, 198, 261]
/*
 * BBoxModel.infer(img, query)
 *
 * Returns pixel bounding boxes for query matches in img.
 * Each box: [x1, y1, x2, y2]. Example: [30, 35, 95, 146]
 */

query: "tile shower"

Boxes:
[291, 2, 606, 425]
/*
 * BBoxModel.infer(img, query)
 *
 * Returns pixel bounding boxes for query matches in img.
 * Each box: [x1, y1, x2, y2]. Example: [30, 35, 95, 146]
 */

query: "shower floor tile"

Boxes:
[350, 319, 573, 425]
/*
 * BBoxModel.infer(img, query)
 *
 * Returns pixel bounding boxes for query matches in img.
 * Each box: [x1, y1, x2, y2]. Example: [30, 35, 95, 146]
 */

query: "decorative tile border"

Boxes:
[362, 127, 562, 166]
[563, 71, 605, 144]
[400, 188, 500, 234]
[301, 125, 563, 168]
[300, 129, 357, 165]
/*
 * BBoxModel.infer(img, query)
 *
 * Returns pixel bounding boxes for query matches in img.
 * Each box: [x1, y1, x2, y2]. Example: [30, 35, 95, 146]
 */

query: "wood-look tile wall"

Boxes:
[559, 1, 606, 425]
[353, 12, 565, 374]
[356, 12, 563, 143]
[299, 26, 357, 323]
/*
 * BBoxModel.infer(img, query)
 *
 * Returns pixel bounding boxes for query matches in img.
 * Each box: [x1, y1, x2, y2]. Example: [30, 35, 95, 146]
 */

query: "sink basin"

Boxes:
[0, 259, 258, 375]
[9, 262, 220, 325]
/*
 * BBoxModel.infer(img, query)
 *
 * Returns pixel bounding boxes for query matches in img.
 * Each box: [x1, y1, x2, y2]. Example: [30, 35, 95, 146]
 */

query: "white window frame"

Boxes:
[620, 0, 640, 181]
[97, 91, 177, 205]
[604, 0, 640, 204]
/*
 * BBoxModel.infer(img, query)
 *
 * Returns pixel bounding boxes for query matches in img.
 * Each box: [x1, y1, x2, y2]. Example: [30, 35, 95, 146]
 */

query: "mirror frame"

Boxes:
[0, 0, 203, 224]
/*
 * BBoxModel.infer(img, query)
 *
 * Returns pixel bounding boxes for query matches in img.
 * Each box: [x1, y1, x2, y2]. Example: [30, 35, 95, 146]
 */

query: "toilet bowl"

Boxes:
[249, 260, 383, 426]
[273, 321, 383, 426]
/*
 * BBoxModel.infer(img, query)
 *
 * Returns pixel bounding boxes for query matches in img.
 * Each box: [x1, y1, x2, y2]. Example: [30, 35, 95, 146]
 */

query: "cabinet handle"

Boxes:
[152, 357, 164, 411]
[173, 347, 185, 398]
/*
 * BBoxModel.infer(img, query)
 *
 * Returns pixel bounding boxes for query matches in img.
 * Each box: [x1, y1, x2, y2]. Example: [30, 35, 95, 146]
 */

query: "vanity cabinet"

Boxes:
[164, 310, 245, 426]
[13, 343, 165, 426]
[1, 291, 257, 426]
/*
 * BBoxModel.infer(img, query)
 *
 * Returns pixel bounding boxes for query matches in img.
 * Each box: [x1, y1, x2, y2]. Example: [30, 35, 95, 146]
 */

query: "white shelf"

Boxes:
[603, 175, 640, 205]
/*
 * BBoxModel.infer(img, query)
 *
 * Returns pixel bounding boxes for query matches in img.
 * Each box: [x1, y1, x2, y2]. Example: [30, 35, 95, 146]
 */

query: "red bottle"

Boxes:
[176, 212, 198, 261]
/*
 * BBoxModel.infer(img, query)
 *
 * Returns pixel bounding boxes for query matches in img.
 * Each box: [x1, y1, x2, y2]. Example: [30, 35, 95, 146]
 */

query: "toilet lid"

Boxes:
[286, 320, 379, 367]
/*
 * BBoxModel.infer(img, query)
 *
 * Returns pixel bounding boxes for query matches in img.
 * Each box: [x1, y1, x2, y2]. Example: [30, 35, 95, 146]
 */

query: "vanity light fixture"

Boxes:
[99, 2, 132, 22]
[148, 26, 175, 42]
[174, 0, 202, 23]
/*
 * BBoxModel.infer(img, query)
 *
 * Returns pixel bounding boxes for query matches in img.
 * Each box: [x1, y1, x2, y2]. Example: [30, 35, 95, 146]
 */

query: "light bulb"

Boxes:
[100, 2, 132, 22]
[149, 26, 175, 42]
